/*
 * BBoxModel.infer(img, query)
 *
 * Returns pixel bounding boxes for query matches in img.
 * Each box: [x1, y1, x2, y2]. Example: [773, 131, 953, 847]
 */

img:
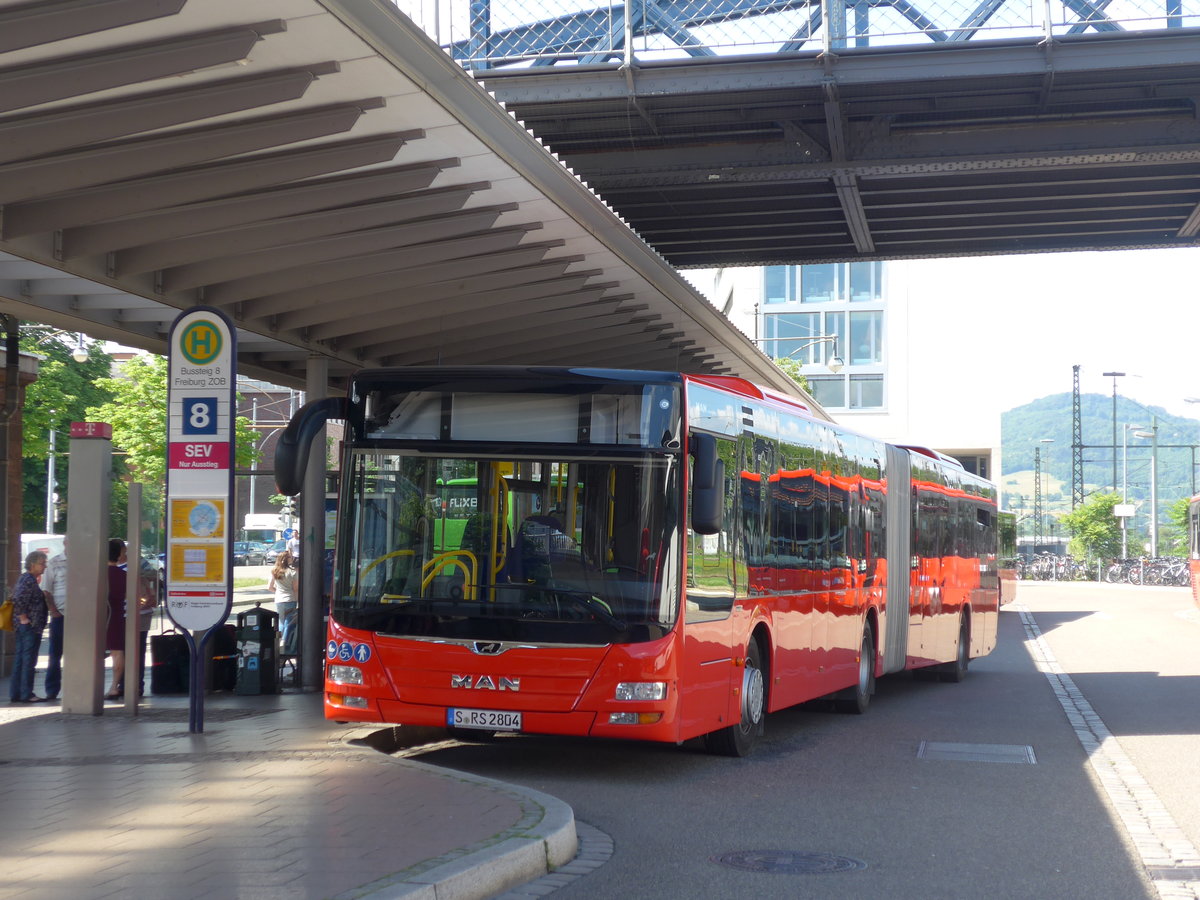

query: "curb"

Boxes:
[340, 729, 578, 900]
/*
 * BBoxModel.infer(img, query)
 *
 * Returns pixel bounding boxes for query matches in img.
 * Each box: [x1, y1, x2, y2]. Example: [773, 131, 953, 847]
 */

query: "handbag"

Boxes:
[0, 595, 13, 632]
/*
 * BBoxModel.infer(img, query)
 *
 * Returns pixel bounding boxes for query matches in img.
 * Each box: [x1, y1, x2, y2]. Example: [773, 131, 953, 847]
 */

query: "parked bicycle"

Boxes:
[1102, 557, 1188, 586]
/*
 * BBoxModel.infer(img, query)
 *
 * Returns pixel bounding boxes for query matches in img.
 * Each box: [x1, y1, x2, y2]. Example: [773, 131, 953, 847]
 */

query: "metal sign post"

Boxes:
[165, 308, 236, 733]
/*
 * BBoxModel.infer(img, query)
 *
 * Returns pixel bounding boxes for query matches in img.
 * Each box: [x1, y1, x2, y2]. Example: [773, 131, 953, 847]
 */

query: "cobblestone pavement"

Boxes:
[0, 688, 575, 900]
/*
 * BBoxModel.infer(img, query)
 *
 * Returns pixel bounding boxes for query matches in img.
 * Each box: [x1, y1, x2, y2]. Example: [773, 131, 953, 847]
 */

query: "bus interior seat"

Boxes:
[511, 515, 564, 583]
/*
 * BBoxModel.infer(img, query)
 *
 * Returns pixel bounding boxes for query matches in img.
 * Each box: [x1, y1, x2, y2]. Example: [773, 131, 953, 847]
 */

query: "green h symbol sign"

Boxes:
[181, 321, 222, 365]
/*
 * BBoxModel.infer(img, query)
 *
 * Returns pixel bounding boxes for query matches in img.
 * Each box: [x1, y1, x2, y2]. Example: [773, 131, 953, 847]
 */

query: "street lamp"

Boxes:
[1102, 371, 1125, 492]
[1133, 421, 1159, 556]
[45, 410, 58, 533]
[1122, 423, 1144, 504]
[782, 335, 844, 372]
[1118, 423, 1144, 558]
[32, 328, 89, 363]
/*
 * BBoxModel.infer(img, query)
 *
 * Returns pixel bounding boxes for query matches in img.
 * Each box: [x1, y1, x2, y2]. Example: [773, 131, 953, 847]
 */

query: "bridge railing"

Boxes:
[390, 0, 1199, 69]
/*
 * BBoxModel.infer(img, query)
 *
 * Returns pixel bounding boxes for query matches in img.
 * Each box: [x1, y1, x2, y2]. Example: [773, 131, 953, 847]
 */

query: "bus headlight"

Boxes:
[615, 682, 667, 701]
[329, 665, 364, 685]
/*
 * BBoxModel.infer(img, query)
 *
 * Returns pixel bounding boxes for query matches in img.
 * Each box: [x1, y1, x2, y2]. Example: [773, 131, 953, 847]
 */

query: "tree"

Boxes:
[773, 356, 811, 395]
[1160, 496, 1190, 557]
[86, 353, 263, 536]
[1059, 492, 1124, 561]
[19, 327, 116, 531]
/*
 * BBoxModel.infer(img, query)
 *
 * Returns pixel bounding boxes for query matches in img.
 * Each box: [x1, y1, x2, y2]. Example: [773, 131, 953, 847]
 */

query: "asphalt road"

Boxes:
[405, 582, 1200, 900]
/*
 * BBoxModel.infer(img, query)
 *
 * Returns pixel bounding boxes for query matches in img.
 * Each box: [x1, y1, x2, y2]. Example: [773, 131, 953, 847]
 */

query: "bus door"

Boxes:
[680, 435, 738, 739]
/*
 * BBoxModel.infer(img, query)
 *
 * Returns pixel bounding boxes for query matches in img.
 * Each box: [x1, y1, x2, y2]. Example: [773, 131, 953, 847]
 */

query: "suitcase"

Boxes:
[150, 630, 189, 695]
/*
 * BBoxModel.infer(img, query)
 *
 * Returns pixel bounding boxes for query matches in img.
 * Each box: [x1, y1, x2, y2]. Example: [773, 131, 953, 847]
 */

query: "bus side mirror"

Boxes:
[690, 433, 724, 535]
[275, 397, 349, 496]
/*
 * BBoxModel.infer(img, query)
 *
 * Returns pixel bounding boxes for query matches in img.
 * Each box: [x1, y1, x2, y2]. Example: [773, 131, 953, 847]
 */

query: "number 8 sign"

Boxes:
[182, 398, 218, 435]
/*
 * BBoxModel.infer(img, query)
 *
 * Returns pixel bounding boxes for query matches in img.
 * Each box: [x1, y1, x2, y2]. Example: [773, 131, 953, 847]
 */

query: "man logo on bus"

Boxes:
[180, 320, 222, 366]
[451, 675, 521, 691]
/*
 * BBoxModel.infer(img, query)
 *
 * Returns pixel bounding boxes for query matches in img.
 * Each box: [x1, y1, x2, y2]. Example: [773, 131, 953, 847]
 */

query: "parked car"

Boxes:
[232, 541, 267, 566]
[263, 539, 288, 566]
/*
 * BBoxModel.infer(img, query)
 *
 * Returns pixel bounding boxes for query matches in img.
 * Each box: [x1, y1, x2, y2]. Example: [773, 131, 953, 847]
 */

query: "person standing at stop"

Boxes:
[268, 550, 299, 656]
[9, 551, 49, 703]
[40, 540, 69, 702]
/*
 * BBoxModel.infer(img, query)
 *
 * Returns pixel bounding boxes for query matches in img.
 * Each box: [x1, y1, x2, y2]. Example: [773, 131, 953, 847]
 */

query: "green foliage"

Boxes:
[1161, 496, 1190, 557]
[19, 327, 117, 531]
[86, 353, 263, 533]
[773, 356, 811, 395]
[1058, 492, 1124, 561]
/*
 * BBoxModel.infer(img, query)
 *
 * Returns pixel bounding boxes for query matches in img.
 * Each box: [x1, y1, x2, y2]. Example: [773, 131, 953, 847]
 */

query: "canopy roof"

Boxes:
[0, 0, 809, 403]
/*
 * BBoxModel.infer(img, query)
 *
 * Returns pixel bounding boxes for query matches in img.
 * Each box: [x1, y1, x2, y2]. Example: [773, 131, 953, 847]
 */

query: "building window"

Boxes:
[758, 262, 886, 412]
[807, 375, 846, 408]
[849, 261, 883, 302]
[849, 311, 882, 365]
[848, 375, 884, 409]
[762, 312, 821, 360]
[764, 266, 796, 304]
[802, 264, 838, 303]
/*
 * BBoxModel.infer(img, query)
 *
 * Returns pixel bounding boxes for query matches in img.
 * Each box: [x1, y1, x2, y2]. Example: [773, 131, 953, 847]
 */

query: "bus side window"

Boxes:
[687, 436, 736, 622]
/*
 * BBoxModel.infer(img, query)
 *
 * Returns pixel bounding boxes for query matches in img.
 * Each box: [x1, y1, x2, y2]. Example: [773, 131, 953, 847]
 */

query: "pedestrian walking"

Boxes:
[9, 550, 49, 703]
[40, 540, 68, 702]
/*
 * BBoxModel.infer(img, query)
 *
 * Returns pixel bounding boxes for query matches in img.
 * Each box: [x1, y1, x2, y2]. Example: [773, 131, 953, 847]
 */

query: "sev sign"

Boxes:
[165, 308, 236, 632]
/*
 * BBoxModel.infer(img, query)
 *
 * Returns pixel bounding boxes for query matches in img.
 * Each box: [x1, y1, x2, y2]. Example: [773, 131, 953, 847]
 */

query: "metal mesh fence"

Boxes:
[391, 0, 1200, 68]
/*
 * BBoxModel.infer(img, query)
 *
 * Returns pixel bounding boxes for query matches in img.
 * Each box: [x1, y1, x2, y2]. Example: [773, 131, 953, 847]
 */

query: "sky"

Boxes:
[890, 247, 1200, 421]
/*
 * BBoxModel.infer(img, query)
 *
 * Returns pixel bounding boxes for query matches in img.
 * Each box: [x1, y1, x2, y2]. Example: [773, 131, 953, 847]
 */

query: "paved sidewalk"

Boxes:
[0, 648, 576, 900]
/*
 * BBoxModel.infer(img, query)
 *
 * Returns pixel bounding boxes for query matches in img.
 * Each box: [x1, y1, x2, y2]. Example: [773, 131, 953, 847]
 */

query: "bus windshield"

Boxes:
[336, 451, 681, 645]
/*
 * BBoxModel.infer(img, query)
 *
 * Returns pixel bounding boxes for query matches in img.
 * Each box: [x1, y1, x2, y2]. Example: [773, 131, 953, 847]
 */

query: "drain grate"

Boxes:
[917, 741, 1037, 764]
[712, 851, 867, 874]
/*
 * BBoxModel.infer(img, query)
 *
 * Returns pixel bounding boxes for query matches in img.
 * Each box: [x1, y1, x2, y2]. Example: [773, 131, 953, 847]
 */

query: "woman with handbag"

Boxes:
[9, 551, 49, 703]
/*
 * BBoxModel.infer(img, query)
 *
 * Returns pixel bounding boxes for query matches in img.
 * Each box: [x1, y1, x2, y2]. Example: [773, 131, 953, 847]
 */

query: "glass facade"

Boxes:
[761, 262, 885, 411]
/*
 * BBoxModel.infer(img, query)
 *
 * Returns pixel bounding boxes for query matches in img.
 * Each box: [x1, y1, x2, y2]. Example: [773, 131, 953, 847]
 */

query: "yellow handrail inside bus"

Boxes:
[365, 549, 416, 604]
[422, 550, 478, 600]
[363, 548, 414, 578]
[488, 467, 508, 585]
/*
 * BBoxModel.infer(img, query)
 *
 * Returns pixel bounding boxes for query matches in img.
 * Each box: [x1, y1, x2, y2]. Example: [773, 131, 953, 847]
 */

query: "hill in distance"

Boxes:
[1001, 393, 1199, 513]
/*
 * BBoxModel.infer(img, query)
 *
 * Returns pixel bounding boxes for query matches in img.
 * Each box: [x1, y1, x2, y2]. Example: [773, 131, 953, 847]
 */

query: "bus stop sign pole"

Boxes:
[164, 308, 236, 733]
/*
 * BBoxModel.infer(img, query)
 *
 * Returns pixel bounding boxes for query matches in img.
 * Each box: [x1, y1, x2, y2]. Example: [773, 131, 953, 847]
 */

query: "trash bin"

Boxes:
[235, 604, 278, 695]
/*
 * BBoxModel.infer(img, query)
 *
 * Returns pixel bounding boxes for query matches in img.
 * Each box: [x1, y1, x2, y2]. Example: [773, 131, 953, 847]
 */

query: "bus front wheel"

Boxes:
[704, 639, 766, 757]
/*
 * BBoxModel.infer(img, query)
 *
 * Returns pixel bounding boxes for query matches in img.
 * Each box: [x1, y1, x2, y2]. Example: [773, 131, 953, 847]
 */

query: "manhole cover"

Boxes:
[917, 741, 1037, 764]
[712, 851, 867, 874]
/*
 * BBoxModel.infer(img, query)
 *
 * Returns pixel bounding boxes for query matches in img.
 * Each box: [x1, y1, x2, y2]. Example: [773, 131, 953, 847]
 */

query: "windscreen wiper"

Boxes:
[549, 588, 628, 631]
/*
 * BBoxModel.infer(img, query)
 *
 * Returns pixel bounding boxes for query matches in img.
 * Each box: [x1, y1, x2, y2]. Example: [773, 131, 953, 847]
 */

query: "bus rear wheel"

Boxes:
[940, 616, 970, 683]
[704, 639, 765, 757]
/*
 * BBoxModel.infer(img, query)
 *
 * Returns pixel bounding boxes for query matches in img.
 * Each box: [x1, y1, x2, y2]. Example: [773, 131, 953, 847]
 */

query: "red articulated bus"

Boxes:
[277, 367, 1002, 756]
